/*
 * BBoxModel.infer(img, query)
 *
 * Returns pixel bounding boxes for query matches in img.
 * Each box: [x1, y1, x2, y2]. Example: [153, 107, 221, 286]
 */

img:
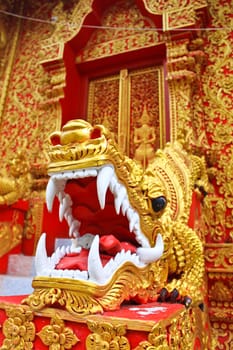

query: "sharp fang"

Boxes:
[59, 194, 72, 222]
[121, 199, 128, 216]
[88, 235, 106, 283]
[35, 233, 48, 275]
[129, 212, 139, 232]
[114, 187, 127, 215]
[97, 166, 114, 209]
[69, 220, 80, 237]
[136, 234, 164, 264]
[46, 178, 57, 212]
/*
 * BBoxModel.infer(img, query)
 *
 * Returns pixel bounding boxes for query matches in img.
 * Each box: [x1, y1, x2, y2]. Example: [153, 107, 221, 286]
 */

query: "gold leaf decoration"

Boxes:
[37, 314, 79, 349]
[0, 306, 35, 350]
[86, 320, 130, 350]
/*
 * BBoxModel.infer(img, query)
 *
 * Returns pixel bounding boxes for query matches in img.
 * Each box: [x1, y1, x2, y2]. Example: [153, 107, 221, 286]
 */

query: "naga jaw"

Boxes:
[35, 164, 164, 285]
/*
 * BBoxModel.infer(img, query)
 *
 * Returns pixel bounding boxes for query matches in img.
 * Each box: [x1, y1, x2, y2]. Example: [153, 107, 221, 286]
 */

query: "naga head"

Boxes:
[24, 119, 205, 315]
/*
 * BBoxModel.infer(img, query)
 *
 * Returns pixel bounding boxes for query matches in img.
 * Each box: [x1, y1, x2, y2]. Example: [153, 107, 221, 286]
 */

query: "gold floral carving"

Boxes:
[135, 323, 169, 349]
[0, 306, 35, 350]
[86, 321, 130, 350]
[37, 314, 79, 349]
[205, 244, 233, 270]
[134, 308, 210, 350]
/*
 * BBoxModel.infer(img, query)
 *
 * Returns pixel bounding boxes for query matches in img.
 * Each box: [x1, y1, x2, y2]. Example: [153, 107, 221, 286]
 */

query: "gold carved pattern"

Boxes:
[143, 0, 207, 13]
[166, 38, 209, 152]
[24, 197, 45, 255]
[211, 322, 233, 350]
[76, 0, 160, 63]
[76, 31, 159, 63]
[0, 306, 35, 350]
[164, 7, 196, 31]
[134, 308, 212, 349]
[37, 314, 79, 349]
[48, 0, 93, 46]
[135, 323, 170, 349]
[168, 69, 195, 146]
[86, 321, 130, 350]
[0, 2, 60, 251]
[129, 67, 164, 160]
[0, 219, 23, 258]
[87, 75, 120, 141]
[201, 1, 233, 343]
[201, 0, 233, 243]
[0, 1, 58, 170]
[205, 244, 233, 270]
[0, 1, 22, 121]
[209, 281, 233, 302]
[87, 66, 165, 158]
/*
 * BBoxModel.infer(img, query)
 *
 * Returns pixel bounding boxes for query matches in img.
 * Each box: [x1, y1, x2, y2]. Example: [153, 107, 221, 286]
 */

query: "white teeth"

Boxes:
[59, 194, 73, 222]
[126, 207, 135, 230]
[121, 199, 128, 216]
[46, 178, 57, 212]
[40, 165, 165, 283]
[35, 233, 48, 275]
[69, 220, 80, 237]
[97, 166, 114, 209]
[129, 212, 139, 232]
[66, 214, 73, 226]
[87, 235, 106, 284]
[136, 234, 164, 264]
[114, 187, 127, 214]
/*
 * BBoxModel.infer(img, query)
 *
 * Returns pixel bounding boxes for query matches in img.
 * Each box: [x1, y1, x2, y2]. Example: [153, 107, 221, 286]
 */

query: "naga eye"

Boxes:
[151, 196, 167, 212]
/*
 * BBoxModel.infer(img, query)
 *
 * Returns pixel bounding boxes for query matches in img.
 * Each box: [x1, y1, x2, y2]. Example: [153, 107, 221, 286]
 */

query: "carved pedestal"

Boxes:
[0, 296, 212, 350]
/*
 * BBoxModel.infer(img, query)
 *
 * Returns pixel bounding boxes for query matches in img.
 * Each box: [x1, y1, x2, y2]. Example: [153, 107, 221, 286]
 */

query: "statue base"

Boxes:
[0, 295, 212, 349]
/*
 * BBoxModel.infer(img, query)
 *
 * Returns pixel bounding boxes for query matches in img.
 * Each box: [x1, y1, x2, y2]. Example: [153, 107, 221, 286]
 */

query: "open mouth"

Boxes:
[35, 164, 164, 285]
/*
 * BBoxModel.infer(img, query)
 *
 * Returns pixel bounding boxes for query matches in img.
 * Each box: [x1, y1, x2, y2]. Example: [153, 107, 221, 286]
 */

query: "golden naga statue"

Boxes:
[24, 119, 208, 315]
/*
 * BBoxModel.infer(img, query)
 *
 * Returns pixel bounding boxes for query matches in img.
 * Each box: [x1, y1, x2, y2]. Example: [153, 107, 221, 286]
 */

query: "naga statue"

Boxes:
[24, 119, 208, 315]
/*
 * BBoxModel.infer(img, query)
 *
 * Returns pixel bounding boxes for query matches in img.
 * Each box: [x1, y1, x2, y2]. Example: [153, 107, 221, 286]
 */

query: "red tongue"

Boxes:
[55, 235, 137, 271]
[99, 235, 121, 255]
[56, 249, 112, 270]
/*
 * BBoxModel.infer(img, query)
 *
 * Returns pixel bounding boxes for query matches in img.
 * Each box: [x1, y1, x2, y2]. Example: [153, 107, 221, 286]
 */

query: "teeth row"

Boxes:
[35, 233, 164, 284]
[39, 164, 164, 283]
[46, 165, 150, 248]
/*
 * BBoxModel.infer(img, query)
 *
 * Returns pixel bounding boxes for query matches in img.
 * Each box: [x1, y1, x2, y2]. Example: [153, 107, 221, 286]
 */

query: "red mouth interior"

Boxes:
[55, 177, 138, 271]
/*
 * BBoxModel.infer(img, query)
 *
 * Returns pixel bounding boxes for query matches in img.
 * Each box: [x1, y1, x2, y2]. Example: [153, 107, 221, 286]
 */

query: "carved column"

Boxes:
[166, 38, 206, 150]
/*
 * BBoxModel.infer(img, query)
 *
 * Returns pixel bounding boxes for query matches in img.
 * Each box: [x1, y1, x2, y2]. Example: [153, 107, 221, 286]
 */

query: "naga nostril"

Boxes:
[151, 196, 167, 212]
